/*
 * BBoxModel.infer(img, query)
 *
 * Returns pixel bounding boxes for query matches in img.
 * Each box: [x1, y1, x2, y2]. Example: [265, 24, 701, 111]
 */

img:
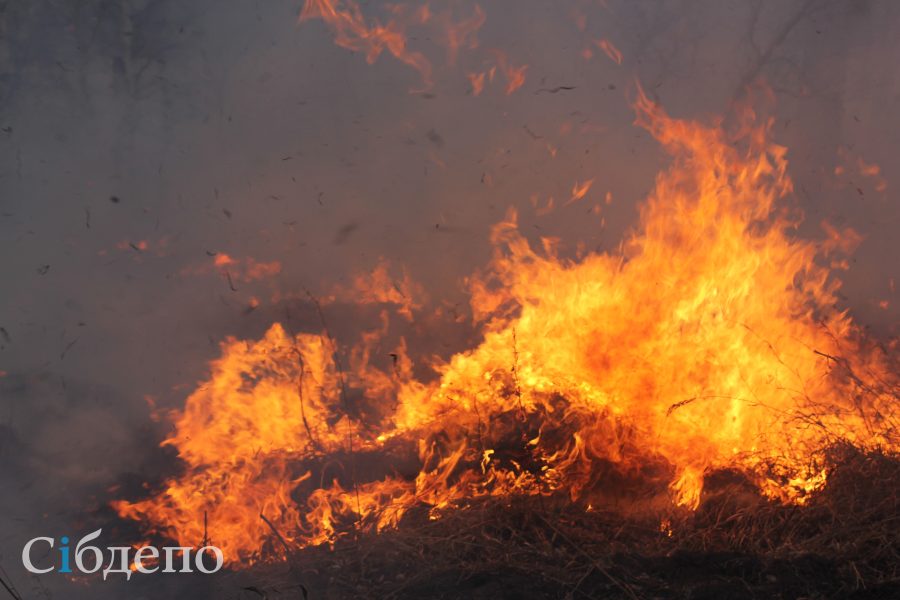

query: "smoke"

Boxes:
[0, 0, 897, 597]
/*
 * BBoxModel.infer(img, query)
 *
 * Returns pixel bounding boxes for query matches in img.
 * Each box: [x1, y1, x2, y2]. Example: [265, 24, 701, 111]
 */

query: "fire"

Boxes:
[299, 1, 522, 95]
[114, 87, 897, 565]
[467, 71, 485, 96]
[566, 179, 595, 205]
[488, 49, 528, 94]
[595, 38, 623, 65]
[299, 0, 433, 90]
[213, 253, 282, 283]
[333, 258, 425, 321]
[438, 4, 485, 66]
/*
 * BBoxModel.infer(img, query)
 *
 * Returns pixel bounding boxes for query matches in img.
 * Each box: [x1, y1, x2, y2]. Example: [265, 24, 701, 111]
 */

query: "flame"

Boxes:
[466, 51, 529, 96]
[299, 0, 433, 90]
[300, 1, 501, 94]
[533, 195, 556, 217]
[439, 4, 486, 66]
[489, 50, 528, 94]
[113, 237, 171, 257]
[211, 253, 282, 282]
[835, 147, 888, 194]
[331, 258, 425, 320]
[118, 240, 149, 252]
[467, 71, 486, 96]
[115, 87, 897, 565]
[566, 179, 595, 205]
[595, 38, 623, 65]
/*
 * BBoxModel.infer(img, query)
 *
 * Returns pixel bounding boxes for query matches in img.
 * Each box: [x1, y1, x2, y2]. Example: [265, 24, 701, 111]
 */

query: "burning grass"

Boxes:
[115, 88, 899, 560]
[110, 84, 900, 583]
[228, 443, 900, 599]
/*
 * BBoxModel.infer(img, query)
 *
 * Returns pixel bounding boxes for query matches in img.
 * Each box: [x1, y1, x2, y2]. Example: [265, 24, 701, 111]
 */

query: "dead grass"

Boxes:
[224, 443, 900, 599]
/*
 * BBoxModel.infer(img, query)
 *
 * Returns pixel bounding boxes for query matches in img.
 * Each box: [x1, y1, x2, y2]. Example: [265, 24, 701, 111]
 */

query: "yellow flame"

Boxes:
[115, 86, 897, 564]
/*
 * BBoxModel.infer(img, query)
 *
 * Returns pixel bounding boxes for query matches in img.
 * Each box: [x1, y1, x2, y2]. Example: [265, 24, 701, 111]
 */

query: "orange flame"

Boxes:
[595, 38, 623, 65]
[299, 0, 433, 90]
[115, 87, 897, 564]
[467, 71, 486, 96]
[300, 1, 498, 94]
[489, 50, 528, 94]
[439, 4, 486, 66]
[566, 179, 595, 205]
[333, 258, 425, 320]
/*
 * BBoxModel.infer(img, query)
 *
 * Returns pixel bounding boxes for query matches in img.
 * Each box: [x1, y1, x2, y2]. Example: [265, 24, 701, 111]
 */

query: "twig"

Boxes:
[511, 328, 524, 415]
[666, 395, 737, 416]
[260, 512, 294, 556]
[60, 337, 79, 360]
[535, 513, 641, 600]
[814, 350, 878, 396]
[225, 269, 238, 291]
[305, 289, 363, 526]
[291, 346, 320, 452]
[534, 86, 576, 95]
[732, 0, 817, 99]
[0, 572, 21, 600]
[201, 509, 209, 547]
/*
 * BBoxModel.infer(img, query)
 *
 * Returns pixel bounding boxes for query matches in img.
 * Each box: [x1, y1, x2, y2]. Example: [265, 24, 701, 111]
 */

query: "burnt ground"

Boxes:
[220, 445, 900, 600]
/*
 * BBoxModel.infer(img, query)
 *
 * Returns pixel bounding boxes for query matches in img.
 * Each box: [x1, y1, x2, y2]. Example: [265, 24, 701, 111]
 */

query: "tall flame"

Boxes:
[114, 87, 897, 564]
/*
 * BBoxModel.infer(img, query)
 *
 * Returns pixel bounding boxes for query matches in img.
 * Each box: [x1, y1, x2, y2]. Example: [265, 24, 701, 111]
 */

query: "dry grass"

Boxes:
[224, 444, 900, 599]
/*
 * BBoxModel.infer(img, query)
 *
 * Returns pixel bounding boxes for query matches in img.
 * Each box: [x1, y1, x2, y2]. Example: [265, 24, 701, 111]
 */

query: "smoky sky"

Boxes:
[1, 1, 898, 598]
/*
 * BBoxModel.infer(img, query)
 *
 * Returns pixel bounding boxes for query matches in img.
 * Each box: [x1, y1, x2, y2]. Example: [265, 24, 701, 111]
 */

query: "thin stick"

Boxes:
[292, 346, 319, 451]
[260, 512, 294, 556]
[511, 328, 525, 414]
[224, 269, 238, 291]
[202, 509, 209, 547]
[305, 289, 363, 525]
[283, 306, 321, 451]
[535, 513, 641, 600]
[0, 573, 21, 600]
